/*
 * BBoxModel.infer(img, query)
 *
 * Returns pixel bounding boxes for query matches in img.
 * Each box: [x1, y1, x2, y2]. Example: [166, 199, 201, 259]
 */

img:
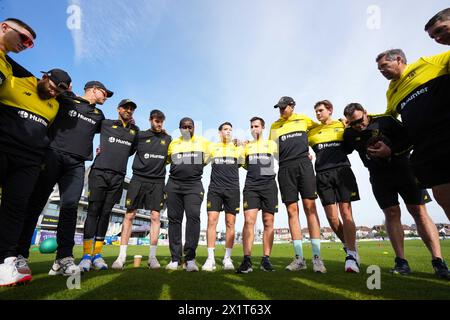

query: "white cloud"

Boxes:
[68, 0, 166, 63]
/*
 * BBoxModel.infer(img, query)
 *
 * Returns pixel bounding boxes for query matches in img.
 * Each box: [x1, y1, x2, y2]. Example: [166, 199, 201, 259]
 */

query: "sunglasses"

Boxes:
[6, 23, 34, 48]
[349, 116, 365, 127]
[94, 87, 108, 97]
[47, 79, 68, 94]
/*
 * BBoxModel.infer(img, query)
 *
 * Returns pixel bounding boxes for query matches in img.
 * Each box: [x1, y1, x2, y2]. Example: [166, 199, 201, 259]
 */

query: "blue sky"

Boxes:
[3, 0, 449, 232]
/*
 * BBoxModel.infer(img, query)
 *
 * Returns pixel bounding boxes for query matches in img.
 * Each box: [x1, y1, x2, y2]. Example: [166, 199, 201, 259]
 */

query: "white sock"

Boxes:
[207, 247, 215, 260]
[224, 248, 232, 259]
[348, 250, 358, 259]
[119, 245, 127, 260]
[149, 245, 157, 257]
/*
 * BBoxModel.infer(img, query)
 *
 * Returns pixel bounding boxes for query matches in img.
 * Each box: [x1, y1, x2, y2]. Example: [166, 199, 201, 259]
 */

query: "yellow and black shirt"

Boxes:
[91, 119, 139, 175]
[270, 113, 318, 167]
[48, 93, 105, 161]
[385, 51, 450, 163]
[208, 142, 245, 190]
[132, 129, 172, 183]
[0, 53, 59, 160]
[167, 135, 210, 184]
[244, 138, 278, 190]
[308, 120, 350, 172]
[343, 115, 412, 173]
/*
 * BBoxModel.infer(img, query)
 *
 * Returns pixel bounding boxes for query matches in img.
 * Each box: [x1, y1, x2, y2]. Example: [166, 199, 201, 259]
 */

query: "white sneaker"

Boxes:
[345, 255, 360, 273]
[186, 259, 199, 272]
[0, 257, 32, 287]
[15, 255, 32, 275]
[112, 258, 125, 270]
[202, 258, 216, 272]
[78, 255, 92, 272]
[48, 257, 80, 276]
[148, 256, 161, 269]
[346, 249, 361, 264]
[312, 255, 327, 273]
[166, 261, 179, 270]
[286, 257, 307, 271]
[92, 254, 108, 270]
[222, 257, 235, 270]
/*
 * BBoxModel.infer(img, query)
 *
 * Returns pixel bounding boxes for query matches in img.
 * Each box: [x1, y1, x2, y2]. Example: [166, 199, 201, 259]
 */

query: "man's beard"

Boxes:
[37, 81, 53, 100]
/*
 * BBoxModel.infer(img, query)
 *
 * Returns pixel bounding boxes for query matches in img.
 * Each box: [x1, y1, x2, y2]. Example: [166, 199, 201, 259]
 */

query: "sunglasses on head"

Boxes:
[47, 79, 68, 94]
[6, 23, 34, 48]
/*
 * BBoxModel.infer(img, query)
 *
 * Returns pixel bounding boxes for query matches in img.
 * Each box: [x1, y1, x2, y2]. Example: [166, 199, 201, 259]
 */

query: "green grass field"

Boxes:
[0, 240, 449, 300]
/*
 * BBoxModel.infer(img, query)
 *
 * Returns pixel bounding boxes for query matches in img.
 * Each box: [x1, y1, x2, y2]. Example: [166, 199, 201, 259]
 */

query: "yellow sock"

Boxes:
[83, 239, 93, 256]
[93, 240, 104, 256]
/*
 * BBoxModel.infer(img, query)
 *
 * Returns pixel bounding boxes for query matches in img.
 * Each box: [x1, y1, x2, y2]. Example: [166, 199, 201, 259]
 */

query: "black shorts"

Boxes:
[316, 166, 360, 206]
[88, 169, 124, 204]
[278, 158, 318, 203]
[243, 182, 278, 213]
[126, 176, 165, 211]
[370, 165, 432, 210]
[411, 152, 450, 188]
[206, 188, 240, 214]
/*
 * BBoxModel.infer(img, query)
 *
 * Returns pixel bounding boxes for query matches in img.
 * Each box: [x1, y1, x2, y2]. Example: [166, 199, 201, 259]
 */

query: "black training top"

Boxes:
[308, 120, 351, 172]
[48, 93, 105, 160]
[131, 129, 172, 183]
[342, 115, 412, 174]
[243, 139, 278, 190]
[208, 142, 244, 190]
[269, 113, 318, 167]
[385, 51, 450, 165]
[92, 119, 139, 175]
[167, 135, 210, 184]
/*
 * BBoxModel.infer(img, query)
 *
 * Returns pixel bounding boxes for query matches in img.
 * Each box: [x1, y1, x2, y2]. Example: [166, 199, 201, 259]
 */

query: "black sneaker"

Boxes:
[432, 258, 449, 279]
[236, 258, 253, 274]
[260, 257, 275, 272]
[390, 257, 412, 275]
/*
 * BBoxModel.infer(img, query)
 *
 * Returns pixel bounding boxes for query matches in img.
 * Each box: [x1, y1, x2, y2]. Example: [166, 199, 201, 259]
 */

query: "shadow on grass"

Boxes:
[0, 245, 449, 300]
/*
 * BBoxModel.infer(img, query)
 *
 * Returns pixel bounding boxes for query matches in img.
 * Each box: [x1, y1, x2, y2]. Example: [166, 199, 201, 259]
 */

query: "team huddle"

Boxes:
[1, 9, 450, 287]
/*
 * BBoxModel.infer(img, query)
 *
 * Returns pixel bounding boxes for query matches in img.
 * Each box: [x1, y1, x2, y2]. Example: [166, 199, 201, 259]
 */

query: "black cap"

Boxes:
[274, 96, 296, 108]
[40, 69, 72, 90]
[84, 81, 114, 97]
[118, 99, 137, 110]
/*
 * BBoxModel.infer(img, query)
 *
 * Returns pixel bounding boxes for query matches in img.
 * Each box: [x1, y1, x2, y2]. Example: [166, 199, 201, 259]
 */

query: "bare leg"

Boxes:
[225, 213, 236, 249]
[150, 210, 161, 246]
[286, 202, 302, 240]
[324, 203, 345, 244]
[338, 202, 357, 252]
[262, 212, 274, 256]
[302, 199, 321, 239]
[120, 210, 136, 246]
[383, 205, 404, 259]
[432, 183, 450, 221]
[206, 211, 219, 248]
[406, 204, 442, 259]
[243, 209, 258, 256]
